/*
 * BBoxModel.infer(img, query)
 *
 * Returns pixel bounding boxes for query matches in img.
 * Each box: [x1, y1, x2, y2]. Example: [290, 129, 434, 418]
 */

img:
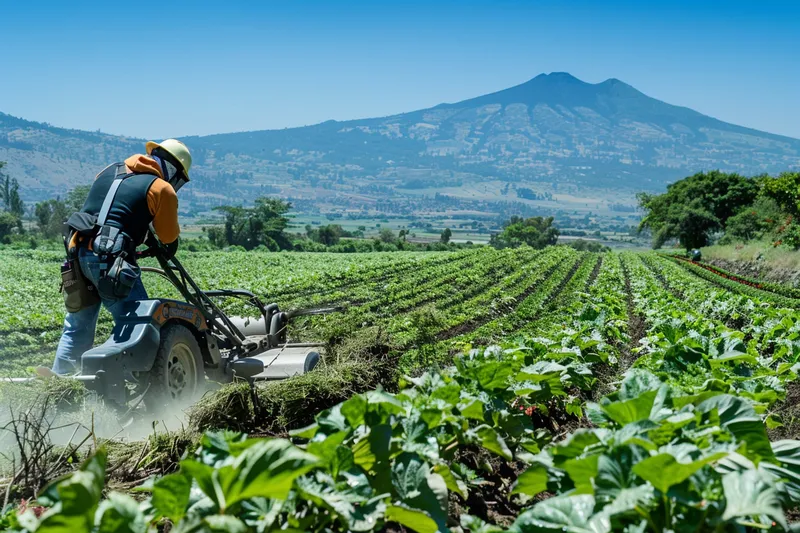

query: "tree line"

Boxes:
[0, 160, 569, 254]
[637, 170, 800, 250]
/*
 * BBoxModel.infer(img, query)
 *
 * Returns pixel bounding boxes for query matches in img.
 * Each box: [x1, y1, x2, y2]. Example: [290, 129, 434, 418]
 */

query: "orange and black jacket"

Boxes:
[72, 154, 180, 253]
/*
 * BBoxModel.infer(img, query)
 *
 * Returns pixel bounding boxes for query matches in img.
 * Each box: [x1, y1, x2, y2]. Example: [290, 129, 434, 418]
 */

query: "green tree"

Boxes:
[440, 227, 452, 244]
[0, 212, 17, 242]
[32, 184, 93, 239]
[0, 163, 24, 219]
[210, 197, 293, 250]
[35, 198, 71, 238]
[760, 172, 800, 218]
[494, 216, 559, 249]
[378, 228, 395, 243]
[637, 170, 758, 249]
[316, 224, 343, 246]
[721, 196, 783, 243]
[66, 184, 91, 211]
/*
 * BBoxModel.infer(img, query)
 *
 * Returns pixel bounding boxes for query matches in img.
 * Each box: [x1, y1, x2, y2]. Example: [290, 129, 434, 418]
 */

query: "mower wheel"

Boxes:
[145, 324, 205, 410]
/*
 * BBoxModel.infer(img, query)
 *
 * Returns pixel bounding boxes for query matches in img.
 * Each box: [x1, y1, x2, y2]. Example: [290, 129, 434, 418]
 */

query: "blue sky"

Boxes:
[2, 0, 798, 139]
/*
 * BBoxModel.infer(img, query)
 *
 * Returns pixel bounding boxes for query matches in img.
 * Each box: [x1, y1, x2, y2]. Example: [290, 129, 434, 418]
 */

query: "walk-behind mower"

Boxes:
[31, 243, 334, 410]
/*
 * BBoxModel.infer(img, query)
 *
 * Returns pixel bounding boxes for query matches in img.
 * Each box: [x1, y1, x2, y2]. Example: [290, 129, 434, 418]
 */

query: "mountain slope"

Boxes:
[2, 72, 799, 205]
[187, 72, 800, 187]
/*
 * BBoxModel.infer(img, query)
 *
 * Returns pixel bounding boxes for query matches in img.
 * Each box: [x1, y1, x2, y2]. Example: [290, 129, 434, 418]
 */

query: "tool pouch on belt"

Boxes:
[61, 256, 101, 313]
[93, 226, 140, 299]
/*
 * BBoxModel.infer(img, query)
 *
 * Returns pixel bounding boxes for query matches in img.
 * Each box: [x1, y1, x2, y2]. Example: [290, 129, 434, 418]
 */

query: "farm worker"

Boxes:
[47, 139, 192, 376]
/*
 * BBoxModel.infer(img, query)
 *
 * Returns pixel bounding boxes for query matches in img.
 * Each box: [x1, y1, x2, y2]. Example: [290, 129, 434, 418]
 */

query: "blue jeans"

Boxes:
[52, 248, 148, 375]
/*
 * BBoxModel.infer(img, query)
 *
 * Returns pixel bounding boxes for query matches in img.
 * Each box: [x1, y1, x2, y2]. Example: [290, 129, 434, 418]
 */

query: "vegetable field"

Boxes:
[3, 247, 800, 532]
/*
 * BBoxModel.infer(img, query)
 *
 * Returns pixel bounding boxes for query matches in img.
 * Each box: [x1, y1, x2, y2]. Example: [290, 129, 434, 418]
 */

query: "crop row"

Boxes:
[669, 255, 800, 300]
[664, 254, 800, 308]
[626, 253, 800, 420]
[16, 250, 800, 531]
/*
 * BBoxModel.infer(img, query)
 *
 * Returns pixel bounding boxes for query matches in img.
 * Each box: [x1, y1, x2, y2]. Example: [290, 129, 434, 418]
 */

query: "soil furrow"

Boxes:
[620, 257, 646, 372]
[435, 256, 582, 342]
[584, 255, 603, 291]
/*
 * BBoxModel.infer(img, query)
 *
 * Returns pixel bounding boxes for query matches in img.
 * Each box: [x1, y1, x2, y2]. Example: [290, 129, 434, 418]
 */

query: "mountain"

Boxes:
[2, 73, 800, 215]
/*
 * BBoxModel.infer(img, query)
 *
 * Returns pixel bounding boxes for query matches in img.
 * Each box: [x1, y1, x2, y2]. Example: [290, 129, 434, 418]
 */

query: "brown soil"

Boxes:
[590, 259, 646, 401]
[453, 446, 526, 526]
[621, 260, 646, 372]
[768, 380, 800, 441]
[585, 256, 603, 291]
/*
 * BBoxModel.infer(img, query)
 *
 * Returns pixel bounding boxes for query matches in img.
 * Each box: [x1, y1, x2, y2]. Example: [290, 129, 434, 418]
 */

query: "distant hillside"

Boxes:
[2, 73, 799, 213]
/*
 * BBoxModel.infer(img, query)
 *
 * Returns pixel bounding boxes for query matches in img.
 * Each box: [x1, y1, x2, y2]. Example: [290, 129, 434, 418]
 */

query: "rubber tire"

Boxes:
[145, 324, 205, 411]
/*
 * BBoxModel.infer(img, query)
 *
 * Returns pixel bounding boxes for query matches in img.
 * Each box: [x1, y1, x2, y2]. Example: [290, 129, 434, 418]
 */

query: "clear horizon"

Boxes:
[2, 0, 799, 140]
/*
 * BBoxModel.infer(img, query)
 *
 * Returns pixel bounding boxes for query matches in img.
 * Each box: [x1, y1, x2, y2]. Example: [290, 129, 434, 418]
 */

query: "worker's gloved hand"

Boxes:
[144, 231, 159, 249]
[162, 238, 179, 259]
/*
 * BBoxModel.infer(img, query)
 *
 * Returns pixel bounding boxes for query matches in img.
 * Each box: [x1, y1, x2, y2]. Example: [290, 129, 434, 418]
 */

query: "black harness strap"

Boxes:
[97, 164, 135, 226]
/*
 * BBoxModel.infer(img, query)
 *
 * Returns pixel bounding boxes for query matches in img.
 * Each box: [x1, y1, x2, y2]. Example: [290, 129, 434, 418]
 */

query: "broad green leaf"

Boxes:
[756, 440, 800, 505]
[430, 384, 461, 405]
[317, 404, 349, 435]
[632, 452, 726, 494]
[512, 463, 549, 497]
[392, 453, 429, 500]
[353, 424, 391, 471]
[341, 394, 368, 427]
[201, 515, 249, 533]
[433, 464, 467, 499]
[216, 439, 319, 507]
[289, 422, 318, 439]
[722, 469, 787, 529]
[96, 493, 147, 533]
[391, 453, 448, 530]
[601, 390, 657, 425]
[552, 430, 602, 461]
[345, 495, 389, 532]
[510, 494, 610, 533]
[385, 504, 438, 533]
[366, 388, 404, 410]
[151, 472, 191, 522]
[765, 414, 784, 430]
[563, 456, 599, 495]
[594, 445, 648, 503]
[427, 472, 449, 519]
[37, 450, 108, 532]
[178, 460, 218, 507]
[39, 449, 107, 507]
[330, 446, 356, 478]
[709, 352, 758, 368]
[618, 370, 663, 401]
[307, 430, 348, 462]
[196, 431, 255, 466]
[476, 426, 513, 460]
[601, 485, 654, 517]
[458, 398, 486, 420]
[476, 361, 514, 390]
[697, 395, 774, 462]
[421, 408, 443, 429]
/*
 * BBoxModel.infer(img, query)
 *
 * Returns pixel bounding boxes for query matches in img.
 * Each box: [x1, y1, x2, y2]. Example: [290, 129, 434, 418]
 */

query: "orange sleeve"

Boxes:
[147, 180, 180, 244]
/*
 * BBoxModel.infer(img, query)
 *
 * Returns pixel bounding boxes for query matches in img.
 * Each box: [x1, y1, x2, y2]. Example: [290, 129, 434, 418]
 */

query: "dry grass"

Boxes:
[189, 327, 397, 435]
[703, 242, 800, 287]
[704, 241, 800, 270]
